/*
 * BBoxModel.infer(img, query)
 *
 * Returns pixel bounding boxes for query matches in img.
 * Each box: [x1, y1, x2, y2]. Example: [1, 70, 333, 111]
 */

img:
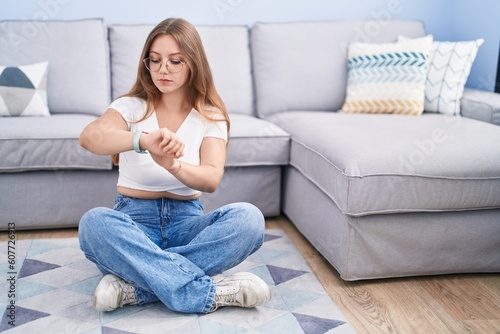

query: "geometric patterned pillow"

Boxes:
[341, 35, 433, 116]
[424, 39, 484, 115]
[0, 62, 49, 117]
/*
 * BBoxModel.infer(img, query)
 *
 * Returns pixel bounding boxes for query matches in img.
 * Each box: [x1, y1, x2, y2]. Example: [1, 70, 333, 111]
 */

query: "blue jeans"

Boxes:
[78, 195, 265, 313]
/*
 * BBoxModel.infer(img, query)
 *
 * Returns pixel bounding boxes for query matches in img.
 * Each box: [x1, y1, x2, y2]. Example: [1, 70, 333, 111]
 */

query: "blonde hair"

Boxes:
[113, 18, 230, 165]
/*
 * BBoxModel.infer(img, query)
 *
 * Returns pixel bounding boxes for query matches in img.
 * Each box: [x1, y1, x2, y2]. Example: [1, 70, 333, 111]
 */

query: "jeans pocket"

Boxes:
[191, 198, 204, 212]
[113, 194, 130, 211]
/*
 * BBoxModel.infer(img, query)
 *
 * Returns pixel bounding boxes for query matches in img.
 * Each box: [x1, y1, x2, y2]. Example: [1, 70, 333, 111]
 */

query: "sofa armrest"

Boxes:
[461, 88, 500, 125]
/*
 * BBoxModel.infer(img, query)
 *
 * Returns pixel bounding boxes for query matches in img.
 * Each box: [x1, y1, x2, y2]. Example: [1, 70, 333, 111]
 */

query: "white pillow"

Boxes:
[0, 62, 49, 117]
[341, 35, 433, 116]
[399, 36, 484, 115]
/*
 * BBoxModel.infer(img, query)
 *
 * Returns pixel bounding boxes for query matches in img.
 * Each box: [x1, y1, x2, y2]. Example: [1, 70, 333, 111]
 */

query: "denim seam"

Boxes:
[202, 277, 216, 313]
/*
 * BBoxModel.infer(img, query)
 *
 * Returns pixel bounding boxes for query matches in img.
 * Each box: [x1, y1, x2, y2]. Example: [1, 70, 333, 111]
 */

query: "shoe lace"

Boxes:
[118, 281, 136, 307]
[209, 282, 239, 312]
[214, 284, 239, 308]
[216, 289, 237, 305]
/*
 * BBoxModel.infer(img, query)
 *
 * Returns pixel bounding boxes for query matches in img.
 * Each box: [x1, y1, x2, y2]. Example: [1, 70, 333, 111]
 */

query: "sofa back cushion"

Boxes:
[109, 24, 254, 116]
[0, 19, 110, 116]
[251, 20, 426, 119]
[0, 114, 112, 172]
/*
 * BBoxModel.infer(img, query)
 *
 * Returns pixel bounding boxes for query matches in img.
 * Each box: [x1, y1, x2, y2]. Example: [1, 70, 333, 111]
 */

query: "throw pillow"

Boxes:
[400, 36, 484, 115]
[0, 62, 49, 117]
[341, 35, 433, 116]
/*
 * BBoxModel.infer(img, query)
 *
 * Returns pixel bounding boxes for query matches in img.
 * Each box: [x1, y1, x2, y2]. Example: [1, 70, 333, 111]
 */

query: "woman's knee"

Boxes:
[226, 202, 265, 255]
[79, 207, 117, 240]
[227, 202, 265, 235]
[79, 207, 127, 256]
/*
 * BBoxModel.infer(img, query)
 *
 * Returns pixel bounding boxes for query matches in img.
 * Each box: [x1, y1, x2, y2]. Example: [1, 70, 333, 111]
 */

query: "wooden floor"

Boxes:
[2, 215, 499, 334]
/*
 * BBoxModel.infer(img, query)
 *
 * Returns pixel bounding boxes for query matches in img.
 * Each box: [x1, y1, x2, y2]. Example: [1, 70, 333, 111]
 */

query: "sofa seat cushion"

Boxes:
[0, 115, 112, 172]
[269, 111, 500, 216]
[226, 114, 289, 166]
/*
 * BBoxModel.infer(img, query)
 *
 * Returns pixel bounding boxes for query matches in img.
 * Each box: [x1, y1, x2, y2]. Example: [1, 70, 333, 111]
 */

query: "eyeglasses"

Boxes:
[143, 57, 186, 73]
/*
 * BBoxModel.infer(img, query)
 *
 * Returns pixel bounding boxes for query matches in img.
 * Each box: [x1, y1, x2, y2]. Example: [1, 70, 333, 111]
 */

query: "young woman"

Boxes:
[78, 18, 270, 314]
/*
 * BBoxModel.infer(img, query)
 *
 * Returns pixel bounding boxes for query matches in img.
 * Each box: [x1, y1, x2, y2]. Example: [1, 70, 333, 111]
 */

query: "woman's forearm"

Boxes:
[80, 122, 134, 155]
[170, 161, 223, 193]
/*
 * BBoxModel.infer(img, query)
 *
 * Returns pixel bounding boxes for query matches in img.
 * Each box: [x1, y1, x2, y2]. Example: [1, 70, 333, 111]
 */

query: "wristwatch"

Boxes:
[133, 130, 148, 154]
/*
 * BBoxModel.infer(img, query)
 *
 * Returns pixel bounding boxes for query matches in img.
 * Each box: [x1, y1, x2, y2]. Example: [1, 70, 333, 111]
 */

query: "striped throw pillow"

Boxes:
[341, 35, 433, 116]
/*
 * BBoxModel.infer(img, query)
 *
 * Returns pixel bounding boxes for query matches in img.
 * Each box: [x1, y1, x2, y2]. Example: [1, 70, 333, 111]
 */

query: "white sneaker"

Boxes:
[211, 272, 271, 312]
[93, 274, 138, 312]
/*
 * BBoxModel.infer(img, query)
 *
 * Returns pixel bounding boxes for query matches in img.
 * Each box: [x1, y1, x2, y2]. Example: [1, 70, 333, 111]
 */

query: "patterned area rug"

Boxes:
[0, 229, 356, 333]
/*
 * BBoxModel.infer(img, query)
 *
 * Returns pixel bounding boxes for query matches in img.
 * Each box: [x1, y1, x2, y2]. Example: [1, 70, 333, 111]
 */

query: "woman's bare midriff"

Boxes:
[117, 186, 202, 200]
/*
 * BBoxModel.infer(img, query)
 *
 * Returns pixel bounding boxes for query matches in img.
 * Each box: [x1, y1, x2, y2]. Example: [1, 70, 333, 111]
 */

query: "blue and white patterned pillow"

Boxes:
[341, 35, 433, 116]
[399, 36, 484, 115]
[425, 39, 484, 115]
[0, 62, 49, 117]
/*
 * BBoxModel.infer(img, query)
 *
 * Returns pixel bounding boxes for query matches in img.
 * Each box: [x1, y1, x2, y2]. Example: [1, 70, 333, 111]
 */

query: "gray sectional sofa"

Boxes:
[1, 18, 499, 281]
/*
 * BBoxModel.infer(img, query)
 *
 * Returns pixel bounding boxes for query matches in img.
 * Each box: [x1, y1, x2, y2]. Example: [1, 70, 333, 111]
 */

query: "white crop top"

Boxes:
[110, 97, 228, 196]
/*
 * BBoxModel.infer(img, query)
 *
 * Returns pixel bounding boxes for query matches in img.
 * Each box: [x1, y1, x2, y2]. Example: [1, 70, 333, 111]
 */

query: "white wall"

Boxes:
[0, 0, 498, 91]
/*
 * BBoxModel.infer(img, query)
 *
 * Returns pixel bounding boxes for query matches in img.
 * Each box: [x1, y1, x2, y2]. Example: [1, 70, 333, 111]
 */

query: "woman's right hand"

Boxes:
[141, 128, 185, 172]
[142, 128, 184, 158]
